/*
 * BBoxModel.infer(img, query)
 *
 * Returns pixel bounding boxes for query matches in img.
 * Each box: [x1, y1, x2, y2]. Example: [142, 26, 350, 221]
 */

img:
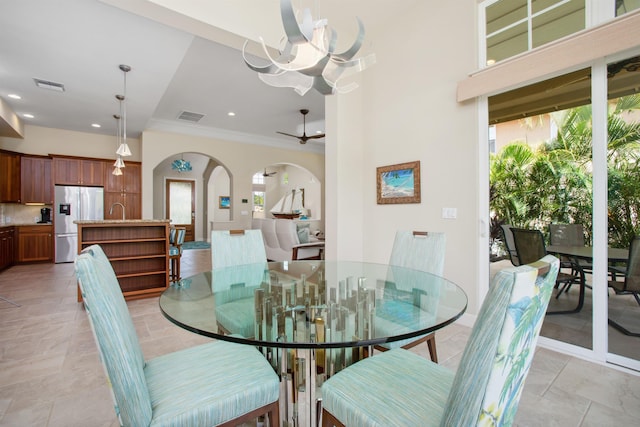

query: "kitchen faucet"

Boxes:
[109, 202, 126, 220]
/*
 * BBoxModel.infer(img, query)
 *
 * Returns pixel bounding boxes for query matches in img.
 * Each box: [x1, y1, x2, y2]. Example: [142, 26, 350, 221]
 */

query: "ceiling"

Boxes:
[0, 0, 419, 153]
[489, 56, 640, 124]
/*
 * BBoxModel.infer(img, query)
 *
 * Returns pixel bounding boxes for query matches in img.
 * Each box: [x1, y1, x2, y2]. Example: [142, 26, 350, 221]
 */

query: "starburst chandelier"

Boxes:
[242, 0, 375, 96]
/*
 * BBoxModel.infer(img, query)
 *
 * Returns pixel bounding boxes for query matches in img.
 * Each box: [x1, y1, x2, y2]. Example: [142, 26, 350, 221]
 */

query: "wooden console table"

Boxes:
[76, 220, 170, 301]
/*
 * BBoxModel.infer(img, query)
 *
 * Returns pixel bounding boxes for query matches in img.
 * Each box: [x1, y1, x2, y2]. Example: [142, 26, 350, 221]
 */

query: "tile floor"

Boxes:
[1, 249, 639, 426]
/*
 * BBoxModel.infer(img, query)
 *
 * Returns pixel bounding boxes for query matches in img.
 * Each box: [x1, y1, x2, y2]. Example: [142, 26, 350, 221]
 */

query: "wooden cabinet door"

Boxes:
[104, 160, 123, 192]
[54, 157, 104, 186]
[104, 192, 125, 220]
[104, 161, 140, 193]
[104, 192, 141, 220]
[53, 157, 81, 185]
[124, 192, 142, 219]
[17, 226, 53, 263]
[0, 151, 21, 203]
[123, 162, 141, 193]
[80, 159, 104, 186]
[21, 156, 53, 204]
[0, 228, 16, 270]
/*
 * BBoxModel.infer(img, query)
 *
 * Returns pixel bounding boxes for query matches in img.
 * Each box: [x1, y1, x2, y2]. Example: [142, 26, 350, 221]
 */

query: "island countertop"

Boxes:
[74, 219, 171, 224]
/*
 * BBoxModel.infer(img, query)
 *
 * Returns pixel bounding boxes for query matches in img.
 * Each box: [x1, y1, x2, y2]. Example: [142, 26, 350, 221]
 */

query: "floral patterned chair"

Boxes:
[321, 254, 559, 427]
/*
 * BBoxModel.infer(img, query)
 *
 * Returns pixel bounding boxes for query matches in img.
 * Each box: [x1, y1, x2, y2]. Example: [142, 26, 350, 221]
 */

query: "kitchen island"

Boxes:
[75, 220, 170, 301]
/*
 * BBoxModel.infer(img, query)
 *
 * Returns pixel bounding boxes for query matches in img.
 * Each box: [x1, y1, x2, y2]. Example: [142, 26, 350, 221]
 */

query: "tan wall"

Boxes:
[0, 124, 141, 161]
[140, 129, 325, 234]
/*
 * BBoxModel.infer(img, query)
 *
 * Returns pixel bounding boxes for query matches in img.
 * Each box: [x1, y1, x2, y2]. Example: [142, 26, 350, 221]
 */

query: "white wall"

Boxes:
[327, 2, 481, 313]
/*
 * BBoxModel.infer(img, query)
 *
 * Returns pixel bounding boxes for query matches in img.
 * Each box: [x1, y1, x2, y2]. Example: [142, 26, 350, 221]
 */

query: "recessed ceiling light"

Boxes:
[8, 94, 21, 99]
[91, 123, 101, 128]
[23, 113, 34, 118]
[227, 111, 236, 117]
[316, 130, 323, 134]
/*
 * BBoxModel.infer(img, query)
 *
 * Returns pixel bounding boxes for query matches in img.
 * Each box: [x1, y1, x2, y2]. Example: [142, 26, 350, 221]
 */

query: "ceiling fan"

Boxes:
[262, 168, 277, 177]
[277, 109, 325, 144]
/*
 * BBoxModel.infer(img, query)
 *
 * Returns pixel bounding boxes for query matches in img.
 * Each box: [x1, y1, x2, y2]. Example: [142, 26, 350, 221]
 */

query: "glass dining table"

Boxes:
[159, 260, 467, 427]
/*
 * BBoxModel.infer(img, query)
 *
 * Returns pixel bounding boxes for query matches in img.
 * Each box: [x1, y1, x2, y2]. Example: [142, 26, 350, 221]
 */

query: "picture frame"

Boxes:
[376, 161, 421, 204]
[219, 196, 230, 209]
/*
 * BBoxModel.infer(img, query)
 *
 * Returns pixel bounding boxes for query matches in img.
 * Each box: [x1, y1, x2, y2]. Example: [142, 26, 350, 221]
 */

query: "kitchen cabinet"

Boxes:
[21, 155, 53, 204]
[104, 161, 141, 219]
[76, 220, 170, 301]
[17, 225, 53, 263]
[0, 151, 21, 203]
[104, 192, 141, 220]
[0, 227, 15, 271]
[53, 157, 104, 186]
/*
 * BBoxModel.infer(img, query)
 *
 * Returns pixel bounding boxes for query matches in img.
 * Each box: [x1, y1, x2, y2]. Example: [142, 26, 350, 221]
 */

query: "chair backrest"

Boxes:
[74, 245, 152, 427]
[549, 223, 585, 246]
[388, 231, 446, 276]
[500, 224, 520, 266]
[511, 228, 547, 265]
[174, 227, 186, 245]
[624, 236, 640, 292]
[441, 254, 559, 426]
[274, 218, 300, 252]
[211, 229, 267, 269]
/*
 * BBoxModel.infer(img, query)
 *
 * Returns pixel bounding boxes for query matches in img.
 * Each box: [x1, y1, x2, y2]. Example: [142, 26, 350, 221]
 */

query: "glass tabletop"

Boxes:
[159, 260, 467, 349]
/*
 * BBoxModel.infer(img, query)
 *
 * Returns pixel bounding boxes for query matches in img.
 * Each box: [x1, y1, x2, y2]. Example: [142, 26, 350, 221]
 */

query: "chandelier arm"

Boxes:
[332, 17, 366, 61]
[280, 0, 313, 44]
[312, 76, 336, 95]
[260, 36, 327, 72]
[242, 40, 286, 74]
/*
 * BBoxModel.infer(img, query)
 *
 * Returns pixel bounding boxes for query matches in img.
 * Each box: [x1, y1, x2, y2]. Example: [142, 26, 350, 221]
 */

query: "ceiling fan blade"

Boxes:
[306, 133, 325, 139]
[276, 131, 301, 138]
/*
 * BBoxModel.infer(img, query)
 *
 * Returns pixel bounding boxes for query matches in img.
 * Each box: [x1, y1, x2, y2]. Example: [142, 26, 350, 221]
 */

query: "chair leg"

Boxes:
[169, 255, 182, 282]
[426, 334, 438, 363]
[373, 333, 438, 363]
[322, 408, 345, 427]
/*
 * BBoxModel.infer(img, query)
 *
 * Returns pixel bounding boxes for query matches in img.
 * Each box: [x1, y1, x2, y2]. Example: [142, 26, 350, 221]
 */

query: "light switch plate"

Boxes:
[442, 207, 457, 219]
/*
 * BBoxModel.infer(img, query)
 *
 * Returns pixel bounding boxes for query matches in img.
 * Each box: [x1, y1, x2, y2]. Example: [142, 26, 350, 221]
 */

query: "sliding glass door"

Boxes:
[605, 54, 640, 368]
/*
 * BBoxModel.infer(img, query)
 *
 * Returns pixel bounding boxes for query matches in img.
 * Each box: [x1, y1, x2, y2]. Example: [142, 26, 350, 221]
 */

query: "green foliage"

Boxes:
[490, 95, 640, 248]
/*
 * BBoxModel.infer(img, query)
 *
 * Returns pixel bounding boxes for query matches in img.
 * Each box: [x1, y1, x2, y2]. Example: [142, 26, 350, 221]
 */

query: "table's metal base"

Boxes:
[264, 345, 370, 427]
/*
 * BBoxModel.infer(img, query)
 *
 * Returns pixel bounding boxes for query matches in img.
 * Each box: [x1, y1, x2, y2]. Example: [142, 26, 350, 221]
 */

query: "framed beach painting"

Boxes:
[219, 196, 230, 209]
[376, 161, 421, 204]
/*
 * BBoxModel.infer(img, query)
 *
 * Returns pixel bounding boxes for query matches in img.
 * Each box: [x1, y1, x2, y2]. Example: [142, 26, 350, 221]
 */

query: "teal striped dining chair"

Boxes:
[75, 244, 279, 427]
[374, 231, 446, 362]
[169, 227, 186, 282]
[321, 255, 559, 427]
[211, 229, 268, 337]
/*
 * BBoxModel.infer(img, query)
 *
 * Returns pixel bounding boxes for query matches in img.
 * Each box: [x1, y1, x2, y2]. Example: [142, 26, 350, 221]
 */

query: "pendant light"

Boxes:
[112, 113, 123, 175]
[115, 64, 132, 157]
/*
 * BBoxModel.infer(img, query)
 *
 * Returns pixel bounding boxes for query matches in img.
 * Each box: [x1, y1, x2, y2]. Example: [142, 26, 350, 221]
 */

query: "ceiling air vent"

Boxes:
[33, 78, 65, 92]
[177, 111, 205, 123]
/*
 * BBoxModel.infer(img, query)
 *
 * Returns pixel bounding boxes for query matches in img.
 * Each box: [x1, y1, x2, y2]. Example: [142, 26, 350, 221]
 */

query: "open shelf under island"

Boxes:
[75, 220, 170, 301]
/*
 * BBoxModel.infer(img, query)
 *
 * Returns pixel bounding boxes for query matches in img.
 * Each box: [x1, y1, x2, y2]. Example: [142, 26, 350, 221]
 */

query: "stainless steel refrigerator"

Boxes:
[54, 185, 104, 263]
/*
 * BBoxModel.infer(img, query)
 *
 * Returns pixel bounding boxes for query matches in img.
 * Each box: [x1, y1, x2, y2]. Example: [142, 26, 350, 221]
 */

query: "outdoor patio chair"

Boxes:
[608, 235, 640, 337]
[511, 228, 583, 313]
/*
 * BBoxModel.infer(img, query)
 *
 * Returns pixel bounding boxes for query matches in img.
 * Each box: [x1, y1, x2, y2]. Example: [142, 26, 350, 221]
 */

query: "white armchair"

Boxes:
[274, 218, 324, 261]
[252, 217, 324, 261]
